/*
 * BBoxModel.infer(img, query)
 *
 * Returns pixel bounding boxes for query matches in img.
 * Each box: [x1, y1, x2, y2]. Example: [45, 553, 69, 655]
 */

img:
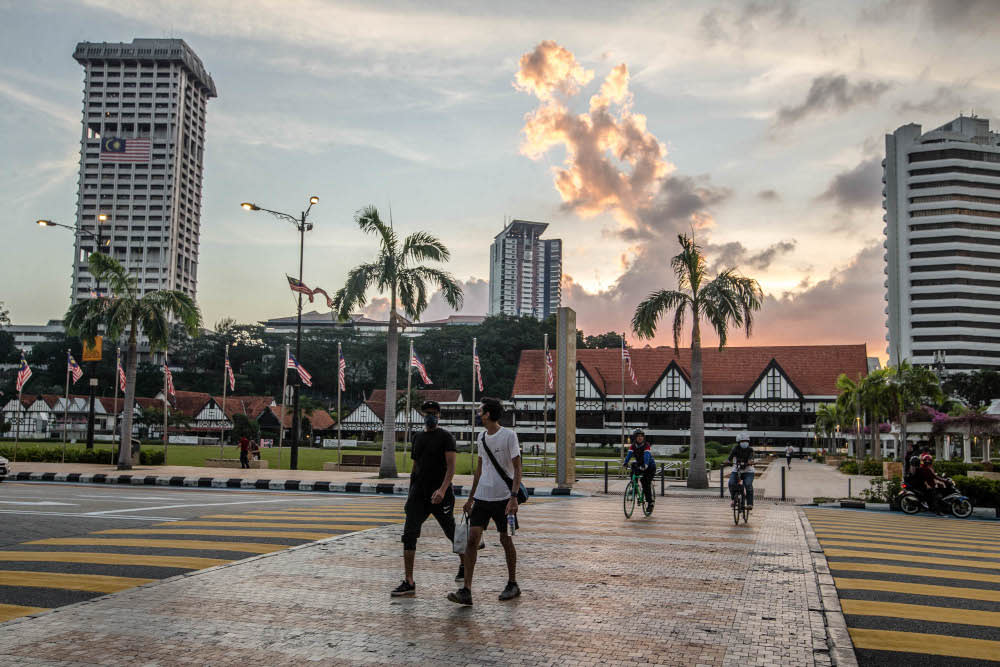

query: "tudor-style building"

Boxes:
[510, 345, 869, 451]
[340, 389, 468, 441]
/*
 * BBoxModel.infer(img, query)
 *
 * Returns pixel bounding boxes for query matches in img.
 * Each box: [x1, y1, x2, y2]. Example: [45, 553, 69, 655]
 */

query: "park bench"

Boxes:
[323, 453, 381, 472]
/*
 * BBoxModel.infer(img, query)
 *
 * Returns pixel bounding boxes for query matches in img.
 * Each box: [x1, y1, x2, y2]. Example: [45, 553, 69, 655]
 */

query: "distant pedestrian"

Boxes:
[250, 439, 260, 461]
[449, 397, 522, 606]
[239, 436, 250, 469]
[785, 445, 793, 469]
[391, 400, 463, 598]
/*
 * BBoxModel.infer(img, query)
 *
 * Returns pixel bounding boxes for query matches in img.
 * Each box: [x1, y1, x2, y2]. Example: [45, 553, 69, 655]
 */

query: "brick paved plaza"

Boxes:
[0, 495, 836, 666]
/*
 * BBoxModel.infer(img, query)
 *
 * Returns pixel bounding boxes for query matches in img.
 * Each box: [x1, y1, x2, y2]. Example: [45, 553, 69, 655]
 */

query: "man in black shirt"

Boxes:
[391, 400, 463, 597]
[726, 431, 756, 510]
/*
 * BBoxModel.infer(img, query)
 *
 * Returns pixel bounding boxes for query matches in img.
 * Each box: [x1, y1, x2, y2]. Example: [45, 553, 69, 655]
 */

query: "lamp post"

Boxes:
[240, 197, 319, 470]
[855, 415, 862, 458]
[38, 216, 111, 449]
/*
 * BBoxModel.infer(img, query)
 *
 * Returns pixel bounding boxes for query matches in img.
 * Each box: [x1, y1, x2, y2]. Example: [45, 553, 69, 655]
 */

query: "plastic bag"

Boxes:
[453, 512, 469, 554]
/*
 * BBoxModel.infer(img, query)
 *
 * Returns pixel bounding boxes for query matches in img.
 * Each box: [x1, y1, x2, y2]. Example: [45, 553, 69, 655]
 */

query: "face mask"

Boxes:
[424, 415, 438, 428]
[739, 442, 749, 449]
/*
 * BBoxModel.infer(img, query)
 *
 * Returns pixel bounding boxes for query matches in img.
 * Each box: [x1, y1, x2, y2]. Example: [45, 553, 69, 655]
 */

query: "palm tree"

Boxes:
[886, 361, 942, 457]
[64, 253, 201, 469]
[632, 234, 763, 489]
[333, 206, 463, 478]
[835, 374, 863, 458]
[814, 403, 840, 452]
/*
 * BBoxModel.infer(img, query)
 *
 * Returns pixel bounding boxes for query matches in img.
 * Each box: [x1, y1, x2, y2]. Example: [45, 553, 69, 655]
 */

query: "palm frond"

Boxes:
[89, 253, 137, 300]
[63, 299, 108, 345]
[671, 234, 705, 294]
[332, 262, 380, 321]
[354, 206, 397, 256]
[401, 231, 450, 264]
[403, 266, 463, 318]
[631, 289, 688, 340]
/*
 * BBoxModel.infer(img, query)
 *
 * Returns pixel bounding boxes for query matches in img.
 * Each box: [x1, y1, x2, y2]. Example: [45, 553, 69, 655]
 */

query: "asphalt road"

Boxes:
[0, 482, 405, 622]
[804, 508, 1000, 666]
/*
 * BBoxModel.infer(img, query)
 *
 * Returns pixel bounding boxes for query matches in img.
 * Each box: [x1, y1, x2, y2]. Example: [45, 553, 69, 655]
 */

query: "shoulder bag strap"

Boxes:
[480, 430, 515, 491]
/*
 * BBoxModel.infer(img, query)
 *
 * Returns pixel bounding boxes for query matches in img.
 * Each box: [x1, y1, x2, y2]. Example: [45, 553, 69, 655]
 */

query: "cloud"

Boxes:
[921, 0, 1000, 32]
[421, 277, 490, 320]
[757, 189, 780, 201]
[700, 1, 801, 45]
[817, 157, 882, 210]
[513, 40, 594, 101]
[706, 240, 797, 273]
[896, 85, 975, 116]
[361, 297, 390, 321]
[774, 74, 891, 127]
[0, 78, 77, 129]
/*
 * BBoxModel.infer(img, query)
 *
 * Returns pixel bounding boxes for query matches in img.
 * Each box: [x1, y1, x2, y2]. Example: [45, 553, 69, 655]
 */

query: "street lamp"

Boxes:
[856, 415, 862, 458]
[240, 196, 319, 470]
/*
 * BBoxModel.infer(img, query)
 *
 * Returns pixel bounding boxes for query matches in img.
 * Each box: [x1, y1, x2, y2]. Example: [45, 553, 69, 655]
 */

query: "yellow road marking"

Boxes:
[813, 528, 1000, 548]
[0, 603, 48, 622]
[849, 628, 1000, 662]
[834, 577, 1000, 603]
[824, 548, 1000, 570]
[826, 560, 1000, 584]
[818, 539, 1000, 560]
[841, 599, 1000, 628]
[0, 551, 227, 570]
[0, 570, 153, 593]
[808, 521, 1000, 542]
[805, 515, 1000, 539]
[203, 514, 403, 522]
[27, 538, 288, 554]
[162, 520, 391, 530]
[96, 528, 337, 540]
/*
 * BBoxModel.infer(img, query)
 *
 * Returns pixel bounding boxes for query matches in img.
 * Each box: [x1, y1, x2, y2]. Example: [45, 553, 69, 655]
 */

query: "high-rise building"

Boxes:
[71, 39, 216, 304]
[488, 219, 562, 319]
[883, 115, 1000, 371]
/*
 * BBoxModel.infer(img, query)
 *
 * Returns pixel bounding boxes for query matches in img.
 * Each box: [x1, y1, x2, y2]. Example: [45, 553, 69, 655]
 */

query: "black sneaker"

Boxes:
[447, 587, 473, 606]
[391, 580, 415, 597]
[498, 582, 521, 601]
[455, 564, 465, 582]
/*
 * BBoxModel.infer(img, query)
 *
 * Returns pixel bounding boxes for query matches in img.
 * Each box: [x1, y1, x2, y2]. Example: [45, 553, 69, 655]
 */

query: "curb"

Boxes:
[814, 500, 998, 520]
[0, 471, 586, 498]
[798, 509, 858, 667]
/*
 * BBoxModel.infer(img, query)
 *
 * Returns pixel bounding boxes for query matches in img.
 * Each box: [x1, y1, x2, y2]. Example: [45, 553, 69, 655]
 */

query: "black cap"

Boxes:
[421, 400, 441, 413]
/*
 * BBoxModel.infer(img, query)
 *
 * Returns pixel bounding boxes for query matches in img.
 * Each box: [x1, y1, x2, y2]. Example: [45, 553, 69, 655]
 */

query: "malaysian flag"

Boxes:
[287, 353, 313, 387]
[311, 286, 335, 309]
[117, 348, 126, 392]
[410, 349, 432, 385]
[163, 362, 175, 397]
[286, 275, 315, 302]
[99, 137, 152, 163]
[545, 350, 554, 390]
[623, 344, 637, 385]
[338, 347, 346, 392]
[68, 352, 83, 384]
[225, 357, 236, 392]
[473, 348, 484, 393]
[15, 351, 32, 392]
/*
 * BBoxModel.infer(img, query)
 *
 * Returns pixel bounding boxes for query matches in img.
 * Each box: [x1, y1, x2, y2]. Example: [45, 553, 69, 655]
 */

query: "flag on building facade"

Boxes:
[545, 350, 554, 390]
[410, 349, 432, 385]
[117, 348, 127, 392]
[287, 353, 313, 387]
[99, 137, 152, 163]
[623, 344, 637, 385]
[338, 347, 346, 392]
[16, 351, 32, 392]
[473, 348, 484, 393]
[286, 275, 315, 302]
[163, 362, 175, 397]
[68, 352, 83, 384]
[225, 357, 236, 392]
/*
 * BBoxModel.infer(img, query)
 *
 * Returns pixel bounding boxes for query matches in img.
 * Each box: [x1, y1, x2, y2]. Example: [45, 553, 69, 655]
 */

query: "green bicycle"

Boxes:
[623, 468, 654, 519]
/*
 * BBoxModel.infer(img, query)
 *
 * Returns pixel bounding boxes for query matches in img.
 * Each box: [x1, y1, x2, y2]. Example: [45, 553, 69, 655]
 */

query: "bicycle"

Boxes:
[729, 464, 750, 525]
[623, 466, 654, 519]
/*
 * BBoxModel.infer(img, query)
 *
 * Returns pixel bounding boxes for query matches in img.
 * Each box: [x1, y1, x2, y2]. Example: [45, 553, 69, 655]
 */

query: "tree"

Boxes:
[230, 413, 260, 442]
[835, 374, 863, 458]
[64, 253, 201, 469]
[583, 331, 623, 349]
[943, 370, 1000, 409]
[631, 234, 762, 489]
[332, 206, 463, 477]
[886, 362, 942, 457]
[815, 403, 848, 453]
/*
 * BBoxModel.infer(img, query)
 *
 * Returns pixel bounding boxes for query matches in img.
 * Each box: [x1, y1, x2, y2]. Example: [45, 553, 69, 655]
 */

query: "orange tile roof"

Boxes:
[267, 405, 336, 430]
[365, 389, 463, 421]
[212, 395, 275, 420]
[512, 344, 868, 398]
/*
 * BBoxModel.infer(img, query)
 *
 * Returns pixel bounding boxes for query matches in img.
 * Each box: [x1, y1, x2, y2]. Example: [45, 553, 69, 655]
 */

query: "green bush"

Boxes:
[838, 459, 859, 474]
[935, 461, 984, 478]
[814, 453, 825, 464]
[952, 475, 1000, 507]
[0, 445, 163, 466]
[861, 476, 902, 505]
[860, 457, 883, 476]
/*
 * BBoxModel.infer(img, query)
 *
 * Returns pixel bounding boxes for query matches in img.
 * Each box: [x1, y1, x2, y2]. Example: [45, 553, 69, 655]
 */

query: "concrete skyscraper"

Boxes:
[883, 115, 1000, 371]
[71, 39, 216, 304]
[488, 219, 562, 319]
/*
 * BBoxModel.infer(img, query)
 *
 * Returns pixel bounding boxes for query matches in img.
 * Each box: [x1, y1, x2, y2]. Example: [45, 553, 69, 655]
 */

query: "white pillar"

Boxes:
[963, 430, 972, 463]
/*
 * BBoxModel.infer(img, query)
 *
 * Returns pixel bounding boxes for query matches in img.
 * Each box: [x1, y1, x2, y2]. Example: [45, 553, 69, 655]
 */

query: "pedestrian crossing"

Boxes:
[0, 499, 405, 624]
[804, 508, 1000, 666]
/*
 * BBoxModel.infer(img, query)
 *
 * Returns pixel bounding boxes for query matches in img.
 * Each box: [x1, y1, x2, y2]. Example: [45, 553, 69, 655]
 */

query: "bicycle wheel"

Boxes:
[623, 481, 636, 518]
[733, 493, 741, 525]
[642, 488, 655, 516]
[741, 501, 749, 524]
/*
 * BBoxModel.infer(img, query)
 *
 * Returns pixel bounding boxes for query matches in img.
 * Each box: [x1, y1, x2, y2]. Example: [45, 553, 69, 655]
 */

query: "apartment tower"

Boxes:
[488, 219, 562, 319]
[883, 115, 1000, 370]
[71, 39, 216, 304]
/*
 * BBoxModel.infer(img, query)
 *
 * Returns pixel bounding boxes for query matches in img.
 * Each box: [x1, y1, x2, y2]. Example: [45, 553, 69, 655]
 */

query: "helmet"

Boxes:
[908, 456, 921, 467]
[920, 453, 933, 465]
[632, 429, 645, 440]
[736, 431, 751, 444]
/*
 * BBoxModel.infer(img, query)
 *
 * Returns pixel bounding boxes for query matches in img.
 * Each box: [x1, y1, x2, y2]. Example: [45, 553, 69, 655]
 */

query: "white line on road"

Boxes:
[0, 501, 77, 506]
[0, 509, 180, 520]
[83, 498, 307, 515]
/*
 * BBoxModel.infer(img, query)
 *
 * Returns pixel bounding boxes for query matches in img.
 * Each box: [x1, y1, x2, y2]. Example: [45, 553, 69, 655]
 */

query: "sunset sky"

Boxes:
[4, 1, 1000, 360]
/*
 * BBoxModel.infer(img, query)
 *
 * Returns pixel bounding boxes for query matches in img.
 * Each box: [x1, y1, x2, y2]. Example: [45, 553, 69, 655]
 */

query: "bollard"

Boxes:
[781, 465, 786, 502]
[848, 478, 852, 499]
[720, 465, 725, 498]
[604, 461, 608, 494]
[660, 464, 665, 497]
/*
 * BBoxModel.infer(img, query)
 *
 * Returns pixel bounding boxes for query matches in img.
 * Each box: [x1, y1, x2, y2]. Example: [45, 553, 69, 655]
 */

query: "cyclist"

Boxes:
[726, 431, 755, 511]
[623, 429, 655, 511]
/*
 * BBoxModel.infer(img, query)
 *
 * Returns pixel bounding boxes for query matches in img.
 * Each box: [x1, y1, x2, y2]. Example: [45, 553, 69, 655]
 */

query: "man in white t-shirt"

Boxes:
[448, 397, 522, 606]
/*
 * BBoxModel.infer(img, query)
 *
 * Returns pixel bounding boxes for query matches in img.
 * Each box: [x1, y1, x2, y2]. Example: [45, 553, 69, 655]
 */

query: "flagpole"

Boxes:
[621, 333, 626, 458]
[162, 351, 169, 463]
[61, 348, 71, 463]
[405, 339, 413, 472]
[337, 342, 342, 466]
[220, 343, 229, 459]
[471, 337, 477, 474]
[113, 347, 120, 463]
[543, 333, 548, 479]
[14, 384, 22, 464]
[278, 344, 290, 470]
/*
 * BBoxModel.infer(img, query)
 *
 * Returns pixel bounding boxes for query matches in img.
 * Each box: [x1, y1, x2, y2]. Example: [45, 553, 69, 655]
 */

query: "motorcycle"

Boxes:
[897, 475, 973, 518]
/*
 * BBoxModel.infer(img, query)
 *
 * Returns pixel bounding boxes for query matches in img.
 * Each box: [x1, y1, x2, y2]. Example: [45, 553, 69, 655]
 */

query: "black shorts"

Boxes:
[401, 486, 456, 551]
[469, 498, 515, 534]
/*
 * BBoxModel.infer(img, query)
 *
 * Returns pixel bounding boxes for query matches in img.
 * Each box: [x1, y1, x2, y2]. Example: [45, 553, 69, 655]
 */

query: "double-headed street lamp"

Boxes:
[240, 196, 319, 470]
[37, 215, 112, 450]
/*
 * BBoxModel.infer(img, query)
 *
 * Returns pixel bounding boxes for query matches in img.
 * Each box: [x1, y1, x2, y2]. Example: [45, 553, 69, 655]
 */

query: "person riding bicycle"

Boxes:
[623, 429, 655, 511]
[726, 431, 755, 510]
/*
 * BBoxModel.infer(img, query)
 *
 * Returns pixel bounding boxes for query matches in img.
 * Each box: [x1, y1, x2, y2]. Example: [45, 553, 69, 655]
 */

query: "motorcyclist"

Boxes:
[914, 453, 948, 515]
[623, 429, 655, 511]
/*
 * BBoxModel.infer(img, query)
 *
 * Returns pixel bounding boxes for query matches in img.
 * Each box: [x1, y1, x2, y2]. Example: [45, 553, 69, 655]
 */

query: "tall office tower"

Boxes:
[884, 115, 1000, 371]
[71, 39, 216, 304]
[488, 219, 562, 319]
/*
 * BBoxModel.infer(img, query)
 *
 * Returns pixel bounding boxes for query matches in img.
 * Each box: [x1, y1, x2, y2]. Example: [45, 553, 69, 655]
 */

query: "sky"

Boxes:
[3, 0, 1000, 361]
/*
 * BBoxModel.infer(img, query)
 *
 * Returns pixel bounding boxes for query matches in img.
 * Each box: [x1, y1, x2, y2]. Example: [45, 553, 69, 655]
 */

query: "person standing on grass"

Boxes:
[449, 397, 522, 606]
[391, 400, 465, 597]
[239, 436, 250, 469]
[250, 439, 260, 462]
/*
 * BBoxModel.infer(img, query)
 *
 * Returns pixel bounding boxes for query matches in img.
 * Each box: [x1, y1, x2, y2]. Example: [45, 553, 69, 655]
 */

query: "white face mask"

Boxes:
[739, 442, 749, 449]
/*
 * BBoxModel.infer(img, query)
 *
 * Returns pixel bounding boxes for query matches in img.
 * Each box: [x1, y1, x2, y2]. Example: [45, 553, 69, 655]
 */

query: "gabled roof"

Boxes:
[266, 406, 336, 430]
[511, 345, 868, 398]
[169, 390, 213, 418]
[212, 396, 274, 420]
[365, 389, 463, 421]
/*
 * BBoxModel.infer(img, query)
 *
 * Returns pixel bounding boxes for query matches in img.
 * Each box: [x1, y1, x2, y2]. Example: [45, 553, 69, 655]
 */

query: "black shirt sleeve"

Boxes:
[443, 429, 457, 452]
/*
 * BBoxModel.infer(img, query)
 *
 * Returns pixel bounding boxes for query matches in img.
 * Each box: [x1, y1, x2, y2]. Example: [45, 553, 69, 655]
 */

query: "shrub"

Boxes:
[838, 459, 859, 475]
[861, 476, 902, 505]
[952, 475, 1000, 507]
[935, 461, 984, 478]
[860, 457, 883, 476]
[0, 445, 164, 466]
